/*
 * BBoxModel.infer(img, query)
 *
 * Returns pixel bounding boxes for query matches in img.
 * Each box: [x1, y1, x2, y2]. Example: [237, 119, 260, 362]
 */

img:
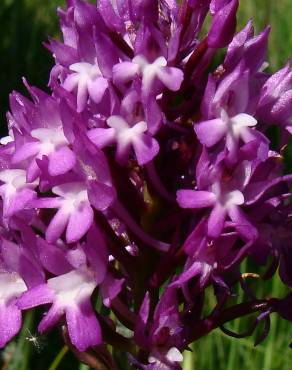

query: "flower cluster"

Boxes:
[0, 0, 292, 368]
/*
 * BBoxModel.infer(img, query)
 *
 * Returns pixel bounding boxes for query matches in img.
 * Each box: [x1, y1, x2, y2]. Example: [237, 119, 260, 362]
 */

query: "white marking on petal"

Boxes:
[31, 128, 68, 157]
[64, 62, 106, 111]
[52, 182, 89, 213]
[148, 355, 157, 364]
[132, 55, 169, 93]
[259, 61, 269, 72]
[0, 272, 27, 303]
[224, 190, 245, 208]
[211, 182, 245, 209]
[221, 109, 257, 139]
[69, 62, 101, 80]
[166, 347, 184, 363]
[48, 269, 96, 307]
[0, 169, 37, 194]
[106, 116, 148, 147]
[0, 135, 14, 145]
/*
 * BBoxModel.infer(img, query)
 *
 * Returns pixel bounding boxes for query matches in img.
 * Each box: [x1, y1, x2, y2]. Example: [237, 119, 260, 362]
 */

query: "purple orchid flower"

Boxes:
[63, 61, 109, 112]
[257, 62, 292, 135]
[0, 0, 292, 367]
[0, 238, 44, 348]
[88, 114, 159, 165]
[31, 182, 94, 244]
[195, 64, 269, 164]
[177, 157, 258, 240]
[9, 87, 76, 181]
[113, 55, 184, 98]
[87, 84, 160, 165]
[134, 289, 184, 370]
[0, 169, 37, 218]
[17, 226, 123, 352]
[170, 219, 251, 291]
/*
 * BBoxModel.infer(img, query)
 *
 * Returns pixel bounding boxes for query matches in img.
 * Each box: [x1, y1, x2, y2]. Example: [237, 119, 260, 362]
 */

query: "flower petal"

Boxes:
[0, 302, 22, 348]
[38, 303, 63, 332]
[88, 181, 116, 211]
[112, 62, 139, 85]
[46, 209, 70, 243]
[87, 77, 108, 104]
[208, 203, 227, 238]
[195, 118, 227, 147]
[37, 238, 73, 276]
[12, 142, 40, 163]
[177, 190, 216, 209]
[17, 284, 55, 310]
[87, 127, 116, 148]
[156, 67, 184, 91]
[170, 261, 202, 287]
[66, 202, 94, 243]
[66, 300, 102, 351]
[132, 134, 159, 165]
[228, 206, 258, 241]
[48, 146, 76, 176]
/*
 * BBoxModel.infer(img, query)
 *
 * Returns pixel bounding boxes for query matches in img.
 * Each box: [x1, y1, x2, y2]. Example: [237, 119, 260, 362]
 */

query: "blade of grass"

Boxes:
[48, 346, 69, 370]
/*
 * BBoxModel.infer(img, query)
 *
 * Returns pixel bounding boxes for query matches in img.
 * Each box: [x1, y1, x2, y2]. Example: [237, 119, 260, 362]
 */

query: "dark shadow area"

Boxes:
[0, 0, 64, 135]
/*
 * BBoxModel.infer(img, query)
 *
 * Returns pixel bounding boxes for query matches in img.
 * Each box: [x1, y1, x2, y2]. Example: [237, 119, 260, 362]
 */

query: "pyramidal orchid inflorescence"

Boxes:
[0, 0, 292, 368]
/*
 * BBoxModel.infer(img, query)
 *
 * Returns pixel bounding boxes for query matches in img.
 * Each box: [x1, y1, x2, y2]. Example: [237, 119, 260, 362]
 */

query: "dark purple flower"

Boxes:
[0, 0, 291, 367]
[257, 62, 292, 135]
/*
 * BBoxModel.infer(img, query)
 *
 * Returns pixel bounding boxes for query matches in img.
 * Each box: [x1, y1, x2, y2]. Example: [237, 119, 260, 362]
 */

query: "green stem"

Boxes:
[79, 365, 90, 370]
[48, 346, 69, 370]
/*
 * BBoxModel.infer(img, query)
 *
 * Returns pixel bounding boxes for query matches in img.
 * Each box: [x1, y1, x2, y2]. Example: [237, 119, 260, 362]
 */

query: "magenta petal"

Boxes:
[112, 61, 139, 85]
[177, 190, 216, 209]
[132, 135, 159, 165]
[87, 127, 116, 148]
[48, 146, 76, 176]
[0, 302, 22, 348]
[87, 77, 108, 104]
[0, 239, 44, 288]
[63, 73, 79, 92]
[66, 203, 94, 243]
[195, 118, 226, 147]
[210, 0, 232, 14]
[17, 284, 55, 310]
[38, 303, 63, 332]
[208, 204, 227, 238]
[85, 227, 108, 284]
[3, 188, 36, 218]
[12, 142, 40, 163]
[31, 197, 62, 209]
[88, 181, 116, 211]
[100, 275, 124, 307]
[170, 262, 202, 287]
[134, 292, 150, 348]
[156, 67, 184, 91]
[273, 90, 292, 122]
[46, 209, 70, 243]
[208, 0, 238, 48]
[26, 160, 41, 183]
[144, 97, 162, 134]
[99, 0, 124, 31]
[37, 238, 73, 275]
[138, 292, 150, 326]
[184, 218, 208, 256]
[66, 300, 102, 351]
[228, 206, 258, 241]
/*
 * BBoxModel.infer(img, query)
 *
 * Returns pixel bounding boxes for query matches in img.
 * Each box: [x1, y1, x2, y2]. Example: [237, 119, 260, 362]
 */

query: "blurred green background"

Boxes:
[0, 0, 291, 369]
